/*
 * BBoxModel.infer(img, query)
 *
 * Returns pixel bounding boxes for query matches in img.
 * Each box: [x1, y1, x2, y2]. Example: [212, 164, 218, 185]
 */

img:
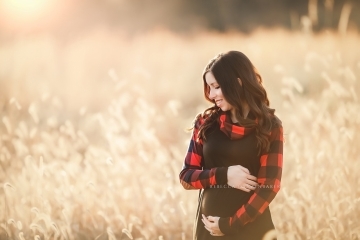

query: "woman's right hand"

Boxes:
[227, 165, 258, 192]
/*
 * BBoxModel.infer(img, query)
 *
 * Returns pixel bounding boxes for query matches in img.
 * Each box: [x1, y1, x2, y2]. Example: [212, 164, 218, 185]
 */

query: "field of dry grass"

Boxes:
[1, 28, 360, 239]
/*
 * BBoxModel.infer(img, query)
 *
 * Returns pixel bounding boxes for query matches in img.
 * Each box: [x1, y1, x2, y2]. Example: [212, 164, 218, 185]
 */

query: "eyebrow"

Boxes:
[208, 82, 219, 86]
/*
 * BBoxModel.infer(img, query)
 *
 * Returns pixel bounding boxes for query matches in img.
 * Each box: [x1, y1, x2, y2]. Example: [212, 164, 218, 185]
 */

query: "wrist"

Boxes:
[218, 217, 237, 235]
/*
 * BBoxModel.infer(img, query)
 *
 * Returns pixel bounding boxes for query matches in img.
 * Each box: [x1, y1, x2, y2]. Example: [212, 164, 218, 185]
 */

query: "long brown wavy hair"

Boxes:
[198, 51, 277, 155]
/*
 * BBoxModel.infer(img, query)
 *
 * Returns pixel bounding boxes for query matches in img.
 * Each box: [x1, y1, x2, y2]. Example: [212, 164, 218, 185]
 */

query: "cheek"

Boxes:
[220, 94, 231, 106]
[218, 89, 225, 98]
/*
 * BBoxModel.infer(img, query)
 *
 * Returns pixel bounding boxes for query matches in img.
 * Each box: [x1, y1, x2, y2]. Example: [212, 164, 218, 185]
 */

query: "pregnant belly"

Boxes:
[200, 187, 252, 217]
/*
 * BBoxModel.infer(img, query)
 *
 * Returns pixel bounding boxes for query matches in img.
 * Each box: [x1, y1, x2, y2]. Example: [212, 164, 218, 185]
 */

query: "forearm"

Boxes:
[180, 114, 229, 189]
[218, 184, 280, 234]
[179, 166, 228, 190]
[219, 125, 283, 234]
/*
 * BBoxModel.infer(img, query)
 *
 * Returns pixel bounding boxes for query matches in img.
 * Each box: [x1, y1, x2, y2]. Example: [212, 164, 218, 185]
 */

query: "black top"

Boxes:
[194, 121, 275, 239]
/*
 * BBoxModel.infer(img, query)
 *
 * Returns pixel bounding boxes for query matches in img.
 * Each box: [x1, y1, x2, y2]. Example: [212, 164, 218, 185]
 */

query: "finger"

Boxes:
[201, 219, 210, 229]
[203, 224, 213, 233]
[245, 183, 256, 190]
[245, 179, 258, 187]
[238, 185, 250, 192]
[245, 180, 259, 186]
[216, 233, 225, 236]
[202, 215, 211, 225]
[202, 217, 217, 230]
[207, 216, 216, 222]
[246, 174, 257, 181]
[212, 231, 224, 237]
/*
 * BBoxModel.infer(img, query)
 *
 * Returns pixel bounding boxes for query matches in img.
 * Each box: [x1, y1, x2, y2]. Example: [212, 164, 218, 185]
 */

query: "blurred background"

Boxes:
[1, 0, 360, 35]
[1, 0, 360, 239]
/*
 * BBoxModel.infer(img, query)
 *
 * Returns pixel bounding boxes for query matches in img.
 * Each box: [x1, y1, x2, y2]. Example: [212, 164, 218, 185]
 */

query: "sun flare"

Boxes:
[0, 0, 57, 27]
[2, 0, 49, 15]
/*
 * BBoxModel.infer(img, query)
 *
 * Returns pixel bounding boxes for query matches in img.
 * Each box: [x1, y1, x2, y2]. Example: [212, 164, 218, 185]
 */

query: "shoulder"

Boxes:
[270, 114, 282, 129]
[192, 108, 220, 130]
[268, 114, 283, 141]
[193, 112, 207, 129]
[193, 110, 218, 130]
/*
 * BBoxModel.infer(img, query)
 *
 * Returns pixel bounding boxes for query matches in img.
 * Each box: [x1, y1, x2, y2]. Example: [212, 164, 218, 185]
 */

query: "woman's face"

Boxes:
[205, 71, 233, 112]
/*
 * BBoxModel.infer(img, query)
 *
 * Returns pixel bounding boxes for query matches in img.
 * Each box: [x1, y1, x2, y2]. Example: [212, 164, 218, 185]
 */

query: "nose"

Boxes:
[208, 88, 216, 100]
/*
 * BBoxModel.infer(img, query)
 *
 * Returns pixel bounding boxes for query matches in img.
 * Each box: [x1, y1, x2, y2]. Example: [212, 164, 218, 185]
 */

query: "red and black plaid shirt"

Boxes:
[179, 111, 283, 233]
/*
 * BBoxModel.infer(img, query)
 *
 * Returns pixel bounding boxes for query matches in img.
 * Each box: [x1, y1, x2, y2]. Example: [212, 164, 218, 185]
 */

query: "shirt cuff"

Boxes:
[215, 167, 228, 185]
[218, 217, 237, 235]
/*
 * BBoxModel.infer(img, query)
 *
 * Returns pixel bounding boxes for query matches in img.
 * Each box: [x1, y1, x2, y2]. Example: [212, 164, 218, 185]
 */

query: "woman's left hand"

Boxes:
[201, 214, 225, 236]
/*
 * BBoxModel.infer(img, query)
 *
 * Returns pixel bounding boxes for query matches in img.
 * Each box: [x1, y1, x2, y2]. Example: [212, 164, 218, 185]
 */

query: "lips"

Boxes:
[215, 99, 222, 106]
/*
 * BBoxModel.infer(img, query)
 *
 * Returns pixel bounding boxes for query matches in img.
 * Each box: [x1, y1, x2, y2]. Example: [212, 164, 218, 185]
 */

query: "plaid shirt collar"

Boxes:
[218, 111, 256, 140]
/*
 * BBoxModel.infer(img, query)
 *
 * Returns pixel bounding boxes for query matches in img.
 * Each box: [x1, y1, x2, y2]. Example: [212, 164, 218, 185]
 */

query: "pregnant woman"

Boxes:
[179, 51, 283, 239]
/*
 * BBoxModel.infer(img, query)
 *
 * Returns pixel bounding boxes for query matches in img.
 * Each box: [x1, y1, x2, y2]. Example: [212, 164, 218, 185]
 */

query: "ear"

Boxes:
[237, 78, 243, 87]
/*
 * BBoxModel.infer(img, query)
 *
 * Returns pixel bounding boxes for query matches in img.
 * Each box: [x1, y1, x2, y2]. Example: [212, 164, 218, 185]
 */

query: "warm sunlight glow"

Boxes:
[0, 0, 57, 28]
[2, 0, 49, 16]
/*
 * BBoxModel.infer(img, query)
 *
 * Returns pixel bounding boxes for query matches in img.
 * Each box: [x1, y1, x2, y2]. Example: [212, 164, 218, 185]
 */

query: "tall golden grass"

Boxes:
[1, 28, 360, 239]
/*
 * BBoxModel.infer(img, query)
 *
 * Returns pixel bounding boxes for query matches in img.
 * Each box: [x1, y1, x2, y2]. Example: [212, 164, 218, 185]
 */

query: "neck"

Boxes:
[230, 104, 250, 122]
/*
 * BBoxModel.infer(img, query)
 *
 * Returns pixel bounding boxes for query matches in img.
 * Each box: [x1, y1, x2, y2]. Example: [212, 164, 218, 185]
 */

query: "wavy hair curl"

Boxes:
[198, 51, 276, 155]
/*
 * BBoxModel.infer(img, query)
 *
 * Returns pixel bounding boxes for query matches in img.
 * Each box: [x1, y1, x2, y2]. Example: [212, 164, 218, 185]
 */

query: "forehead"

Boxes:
[205, 72, 218, 85]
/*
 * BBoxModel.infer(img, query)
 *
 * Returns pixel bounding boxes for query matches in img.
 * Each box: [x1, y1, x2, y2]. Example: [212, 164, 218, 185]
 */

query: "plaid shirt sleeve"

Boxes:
[179, 114, 228, 190]
[218, 123, 284, 234]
